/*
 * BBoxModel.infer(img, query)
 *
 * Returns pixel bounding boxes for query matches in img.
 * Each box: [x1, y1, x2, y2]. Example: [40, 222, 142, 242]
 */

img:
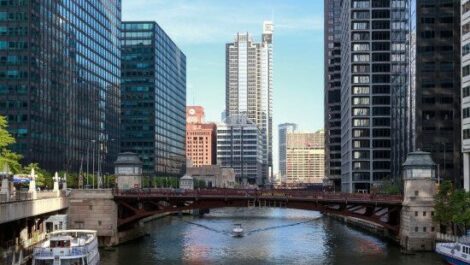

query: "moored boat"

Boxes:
[32, 230, 99, 265]
[436, 241, 470, 265]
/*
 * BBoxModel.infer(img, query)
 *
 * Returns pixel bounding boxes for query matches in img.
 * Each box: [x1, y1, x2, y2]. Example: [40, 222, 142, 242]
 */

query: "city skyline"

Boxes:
[123, 0, 325, 174]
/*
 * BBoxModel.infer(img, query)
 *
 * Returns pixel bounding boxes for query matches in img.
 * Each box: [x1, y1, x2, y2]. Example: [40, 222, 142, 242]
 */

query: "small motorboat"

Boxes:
[232, 224, 244, 237]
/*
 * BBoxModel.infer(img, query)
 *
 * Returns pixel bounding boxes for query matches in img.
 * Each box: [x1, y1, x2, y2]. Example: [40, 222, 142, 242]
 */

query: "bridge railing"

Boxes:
[112, 188, 403, 203]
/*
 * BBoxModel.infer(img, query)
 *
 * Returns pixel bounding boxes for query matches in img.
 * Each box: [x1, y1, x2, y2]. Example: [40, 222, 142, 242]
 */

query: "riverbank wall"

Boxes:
[324, 213, 398, 243]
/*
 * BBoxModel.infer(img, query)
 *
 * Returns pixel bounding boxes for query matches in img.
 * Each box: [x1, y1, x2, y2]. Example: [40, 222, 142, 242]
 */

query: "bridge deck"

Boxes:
[113, 189, 403, 205]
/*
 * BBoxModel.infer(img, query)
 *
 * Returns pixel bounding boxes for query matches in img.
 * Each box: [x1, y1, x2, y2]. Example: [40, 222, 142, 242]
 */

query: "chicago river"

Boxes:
[101, 208, 441, 265]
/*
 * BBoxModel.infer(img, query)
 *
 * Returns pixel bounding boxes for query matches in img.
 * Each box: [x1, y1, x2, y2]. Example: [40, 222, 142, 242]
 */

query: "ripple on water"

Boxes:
[101, 208, 442, 265]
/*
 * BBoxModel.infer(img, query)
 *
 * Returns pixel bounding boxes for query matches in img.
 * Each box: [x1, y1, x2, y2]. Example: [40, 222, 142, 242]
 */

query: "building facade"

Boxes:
[286, 130, 325, 186]
[324, 0, 342, 189]
[463, 0, 470, 191]
[186, 165, 236, 188]
[278, 123, 297, 183]
[339, 0, 408, 192]
[226, 21, 273, 184]
[217, 115, 264, 185]
[186, 106, 216, 167]
[121, 21, 186, 177]
[409, 0, 461, 187]
[0, 0, 121, 173]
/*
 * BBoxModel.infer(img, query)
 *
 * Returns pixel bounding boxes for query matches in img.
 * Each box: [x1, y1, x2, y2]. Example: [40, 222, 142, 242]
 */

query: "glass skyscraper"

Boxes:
[121, 21, 186, 178]
[225, 21, 273, 185]
[409, 0, 462, 186]
[278, 123, 297, 183]
[0, 0, 121, 173]
[324, 0, 342, 189]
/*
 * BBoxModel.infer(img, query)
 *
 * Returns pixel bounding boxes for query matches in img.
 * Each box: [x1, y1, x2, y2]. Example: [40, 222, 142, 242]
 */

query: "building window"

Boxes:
[415, 190, 419, 196]
[352, 54, 370, 62]
[352, 22, 369, 30]
[464, 65, 470, 77]
[464, 129, 470, 140]
[463, 86, 470, 98]
[423, 211, 427, 217]
[423, 227, 427, 232]
[415, 211, 418, 217]
[353, 86, 369, 94]
[353, 75, 370, 84]
[353, 118, 369, 127]
[415, 227, 419, 232]
[352, 97, 370, 105]
[352, 0, 370, 8]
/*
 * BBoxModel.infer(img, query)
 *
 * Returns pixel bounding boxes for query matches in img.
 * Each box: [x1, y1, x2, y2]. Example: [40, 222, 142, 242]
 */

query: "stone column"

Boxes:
[62, 173, 67, 191]
[53, 172, 59, 194]
[29, 168, 37, 199]
[1, 177, 9, 201]
[464, 153, 470, 192]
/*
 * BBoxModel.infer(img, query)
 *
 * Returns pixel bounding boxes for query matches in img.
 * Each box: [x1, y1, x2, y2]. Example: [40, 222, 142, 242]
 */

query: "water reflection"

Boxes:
[101, 208, 442, 265]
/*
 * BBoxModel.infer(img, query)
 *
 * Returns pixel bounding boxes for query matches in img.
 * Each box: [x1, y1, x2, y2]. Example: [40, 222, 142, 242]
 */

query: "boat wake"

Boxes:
[184, 217, 321, 237]
[183, 221, 232, 236]
[245, 218, 320, 236]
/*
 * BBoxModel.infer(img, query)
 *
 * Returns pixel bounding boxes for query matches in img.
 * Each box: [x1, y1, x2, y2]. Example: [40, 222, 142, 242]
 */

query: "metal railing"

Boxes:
[0, 190, 65, 203]
[112, 188, 403, 203]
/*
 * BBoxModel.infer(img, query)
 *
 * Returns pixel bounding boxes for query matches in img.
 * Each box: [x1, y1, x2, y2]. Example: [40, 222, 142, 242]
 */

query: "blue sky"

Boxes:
[123, 0, 325, 173]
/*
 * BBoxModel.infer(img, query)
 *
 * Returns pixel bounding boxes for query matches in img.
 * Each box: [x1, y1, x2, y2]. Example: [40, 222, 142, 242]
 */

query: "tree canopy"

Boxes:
[434, 180, 470, 235]
[0, 115, 22, 173]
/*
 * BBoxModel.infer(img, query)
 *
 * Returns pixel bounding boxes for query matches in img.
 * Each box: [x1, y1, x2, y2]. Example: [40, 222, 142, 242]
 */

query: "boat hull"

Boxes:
[439, 254, 470, 265]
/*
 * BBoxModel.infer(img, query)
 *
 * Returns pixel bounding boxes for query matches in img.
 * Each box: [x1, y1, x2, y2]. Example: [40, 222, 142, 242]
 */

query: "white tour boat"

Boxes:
[436, 241, 470, 265]
[232, 224, 244, 237]
[32, 230, 99, 265]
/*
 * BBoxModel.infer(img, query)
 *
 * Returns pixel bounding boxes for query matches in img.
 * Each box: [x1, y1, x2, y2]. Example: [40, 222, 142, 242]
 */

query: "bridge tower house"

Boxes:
[115, 152, 143, 189]
[399, 150, 438, 252]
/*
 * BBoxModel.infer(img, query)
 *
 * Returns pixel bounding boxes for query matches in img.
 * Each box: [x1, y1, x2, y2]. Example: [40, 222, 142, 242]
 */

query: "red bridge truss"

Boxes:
[113, 188, 403, 234]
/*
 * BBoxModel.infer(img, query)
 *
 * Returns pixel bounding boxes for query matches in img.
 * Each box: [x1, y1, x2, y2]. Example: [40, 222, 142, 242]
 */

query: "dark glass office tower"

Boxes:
[410, 0, 461, 186]
[0, 0, 121, 173]
[324, 0, 342, 189]
[121, 21, 186, 177]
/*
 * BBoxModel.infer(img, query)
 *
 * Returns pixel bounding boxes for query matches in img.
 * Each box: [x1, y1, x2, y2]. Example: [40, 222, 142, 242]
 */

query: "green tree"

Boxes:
[434, 181, 453, 225]
[434, 181, 470, 236]
[0, 115, 22, 172]
[0, 115, 14, 148]
[375, 179, 401, 195]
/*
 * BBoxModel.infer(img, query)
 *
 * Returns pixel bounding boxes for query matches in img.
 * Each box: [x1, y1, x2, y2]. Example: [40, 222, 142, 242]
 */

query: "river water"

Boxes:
[101, 208, 443, 265]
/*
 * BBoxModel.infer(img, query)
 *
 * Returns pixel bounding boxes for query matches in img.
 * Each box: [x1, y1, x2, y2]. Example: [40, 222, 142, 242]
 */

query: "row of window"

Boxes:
[353, 140, 390, 148]
[352, 96, 390, 105]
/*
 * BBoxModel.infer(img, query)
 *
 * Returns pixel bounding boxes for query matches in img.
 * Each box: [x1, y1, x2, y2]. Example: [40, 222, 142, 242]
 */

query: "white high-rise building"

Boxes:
[462, 0, 470, 191]
[226, 21, 273, 186]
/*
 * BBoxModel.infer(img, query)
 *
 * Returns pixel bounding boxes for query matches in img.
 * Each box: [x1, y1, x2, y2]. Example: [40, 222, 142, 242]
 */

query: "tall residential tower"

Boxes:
[339, 0, 408, 192]
[225, 21, 273, 185]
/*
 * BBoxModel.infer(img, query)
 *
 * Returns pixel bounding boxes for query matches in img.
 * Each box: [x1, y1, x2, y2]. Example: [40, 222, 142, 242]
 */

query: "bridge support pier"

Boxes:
[399, 151, 438, 253]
